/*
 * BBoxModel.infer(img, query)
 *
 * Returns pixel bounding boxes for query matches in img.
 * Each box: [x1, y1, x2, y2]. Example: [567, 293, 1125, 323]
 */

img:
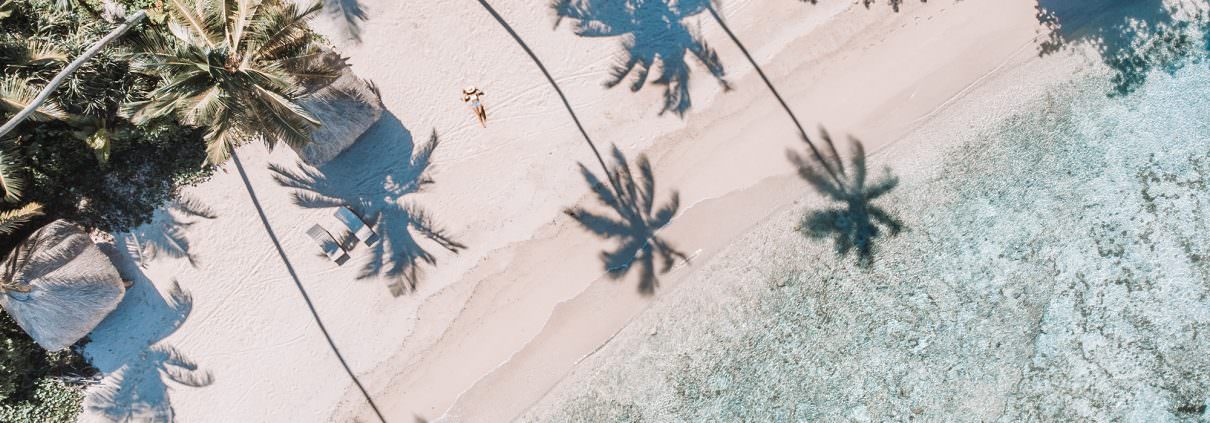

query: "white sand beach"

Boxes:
[76, 0, 1126, 421]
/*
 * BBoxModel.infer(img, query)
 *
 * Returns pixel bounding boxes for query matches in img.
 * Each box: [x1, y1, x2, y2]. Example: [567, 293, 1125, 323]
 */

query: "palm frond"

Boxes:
[202, 119, 246, 163]
[0, 202, 43, 235]
[180, 85, 229, 125]
[225, 0, 261, 51]
[166, 0, 219, 47]
[248, 84, 318, 148]
[275, 47, 343, 89]
[0, 75, 69, 121]
[16, 40, 69, 65]
[247, 1, 322, 61]
[0, 145, 26, 202]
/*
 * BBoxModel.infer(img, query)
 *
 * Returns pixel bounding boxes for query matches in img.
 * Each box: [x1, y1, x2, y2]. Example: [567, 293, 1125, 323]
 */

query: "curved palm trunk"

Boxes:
[0, 10, 147, 139]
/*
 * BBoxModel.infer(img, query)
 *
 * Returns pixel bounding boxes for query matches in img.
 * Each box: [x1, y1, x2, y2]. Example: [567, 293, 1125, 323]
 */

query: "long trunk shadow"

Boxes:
[270, 115, 463, 296]
[552, 0, 730, 117]
[232, 151, 386, 423]
[704, 4, 845, 188]
[565, 145, 687, 295]
[788, 129, 903, 268]
[480, 0, 691, 294]
[474, 0, 616, 187]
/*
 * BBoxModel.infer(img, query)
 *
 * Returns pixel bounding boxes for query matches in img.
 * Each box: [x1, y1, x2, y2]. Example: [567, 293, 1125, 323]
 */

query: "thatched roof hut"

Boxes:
[294, 53, 384, 165]
[0, 220, 125, 351]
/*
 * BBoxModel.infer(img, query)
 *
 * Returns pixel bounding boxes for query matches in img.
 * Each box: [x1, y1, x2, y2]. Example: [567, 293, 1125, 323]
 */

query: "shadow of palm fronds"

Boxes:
[553, 0, 728, 117]
[1034, 0, 1207, 96]
[324, 0, 369, 42]
[789, 130, 903, 268]
[86, 280, 212, 422]
[123, 193, 217, 268]
[270, 128, 463, 296]
[566, 146, 687, 295]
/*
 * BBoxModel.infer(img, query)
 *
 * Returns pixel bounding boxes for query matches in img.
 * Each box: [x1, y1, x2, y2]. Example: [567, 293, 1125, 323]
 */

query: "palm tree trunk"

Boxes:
[0, 10, 147, 139]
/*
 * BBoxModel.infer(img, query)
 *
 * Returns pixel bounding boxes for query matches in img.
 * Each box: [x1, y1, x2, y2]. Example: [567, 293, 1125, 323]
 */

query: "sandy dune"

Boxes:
[77, 0, 1083, 421]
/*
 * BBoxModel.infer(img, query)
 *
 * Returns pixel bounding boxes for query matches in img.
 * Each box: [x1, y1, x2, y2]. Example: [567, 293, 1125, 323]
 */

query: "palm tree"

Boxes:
[125, 0, 341, 164]
[552, 0, 727, 116]
[789, 131, 902, 267]
[566, 146, 687, 295]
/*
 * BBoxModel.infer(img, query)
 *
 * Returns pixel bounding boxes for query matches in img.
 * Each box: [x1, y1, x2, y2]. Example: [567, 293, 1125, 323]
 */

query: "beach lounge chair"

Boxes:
[306, 224, 350, 264]
[334, 207, 378, 247]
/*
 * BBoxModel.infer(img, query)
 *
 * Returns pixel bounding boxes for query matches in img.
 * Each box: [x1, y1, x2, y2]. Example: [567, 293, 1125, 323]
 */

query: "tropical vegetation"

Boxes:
[126, 0, 342, 164]
[0, 0, 212, 236]
[0, 0, 335, 418]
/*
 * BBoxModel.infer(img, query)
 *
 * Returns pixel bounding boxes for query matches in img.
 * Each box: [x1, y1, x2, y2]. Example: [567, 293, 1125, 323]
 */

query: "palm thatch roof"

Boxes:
[0, 219, 125, 351]
[294, 54, 384, 165]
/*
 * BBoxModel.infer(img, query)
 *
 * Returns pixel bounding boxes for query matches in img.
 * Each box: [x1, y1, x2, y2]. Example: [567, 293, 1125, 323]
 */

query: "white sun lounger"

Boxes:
[334, 207, 378, 247]
[306, 224, 349, 264]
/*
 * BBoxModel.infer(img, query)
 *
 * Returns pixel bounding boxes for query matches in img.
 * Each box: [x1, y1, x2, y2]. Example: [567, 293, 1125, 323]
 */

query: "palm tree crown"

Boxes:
[126, 0, 341, 164]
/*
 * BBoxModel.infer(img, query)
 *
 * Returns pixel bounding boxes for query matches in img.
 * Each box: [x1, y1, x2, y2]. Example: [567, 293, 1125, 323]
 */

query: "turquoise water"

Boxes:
[527, 33, 1210, 422]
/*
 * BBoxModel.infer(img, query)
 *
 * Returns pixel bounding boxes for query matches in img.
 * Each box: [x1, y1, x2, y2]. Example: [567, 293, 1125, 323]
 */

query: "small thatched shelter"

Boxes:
[0, 220, 125, 351]
[293, 53, 384, 165]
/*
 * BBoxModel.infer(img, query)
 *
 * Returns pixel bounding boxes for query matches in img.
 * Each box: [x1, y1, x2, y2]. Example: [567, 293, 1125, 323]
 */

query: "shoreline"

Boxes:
[522, 56, 1210, 422]
[73, 0, 1113, 422]
[326, 1, 1071, 421]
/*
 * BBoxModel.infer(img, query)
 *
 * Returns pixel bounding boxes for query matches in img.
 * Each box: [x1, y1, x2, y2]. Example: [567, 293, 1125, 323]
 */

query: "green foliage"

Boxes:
[0, 311, 90, 422]
[0, 378, 84, 423]
[0, 0, 213, 232]
[21, 117, 210, 231]
[0, 0, 214, 414]
[128, 0, 341, 164]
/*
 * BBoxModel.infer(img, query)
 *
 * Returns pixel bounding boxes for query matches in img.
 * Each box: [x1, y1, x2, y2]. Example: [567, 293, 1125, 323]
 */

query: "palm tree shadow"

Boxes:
[552, 0, 729, 117]
[270, 113, 464, 296]
[83, 259, 213, 422]
[1034, 0, 1206, 95]
[788, 129, 903, 268]
[566, 146, 687, 295]
[122, 193, 216, 268]
[323, 0, 369, 42]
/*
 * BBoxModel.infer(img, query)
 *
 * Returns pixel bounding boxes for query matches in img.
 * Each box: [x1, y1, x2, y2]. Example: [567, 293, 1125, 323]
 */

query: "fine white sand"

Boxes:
[78, 0, 1085, 421]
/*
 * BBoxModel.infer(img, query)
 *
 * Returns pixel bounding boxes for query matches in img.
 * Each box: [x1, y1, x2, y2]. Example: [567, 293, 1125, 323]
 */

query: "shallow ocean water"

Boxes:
[525, 27, 1210, 422]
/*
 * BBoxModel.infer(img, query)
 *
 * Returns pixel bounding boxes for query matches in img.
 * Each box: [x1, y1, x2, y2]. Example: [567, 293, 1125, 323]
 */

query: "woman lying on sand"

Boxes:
[463, 86, 487, 127]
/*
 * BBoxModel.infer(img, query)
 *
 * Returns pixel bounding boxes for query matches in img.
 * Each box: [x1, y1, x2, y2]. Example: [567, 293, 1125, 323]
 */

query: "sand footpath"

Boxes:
[79, 0, 1070, 422]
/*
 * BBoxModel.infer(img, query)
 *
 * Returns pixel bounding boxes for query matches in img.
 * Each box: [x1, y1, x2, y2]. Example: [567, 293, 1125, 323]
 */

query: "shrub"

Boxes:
[0, 378, 84, 423]
[1, 0, 214, 233]
[0, 311, 91, 422]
